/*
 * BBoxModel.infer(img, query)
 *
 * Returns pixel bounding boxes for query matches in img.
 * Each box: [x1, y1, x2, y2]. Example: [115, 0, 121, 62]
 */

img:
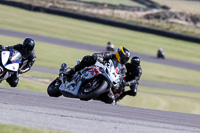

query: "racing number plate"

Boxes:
[88, 66, 101, 77]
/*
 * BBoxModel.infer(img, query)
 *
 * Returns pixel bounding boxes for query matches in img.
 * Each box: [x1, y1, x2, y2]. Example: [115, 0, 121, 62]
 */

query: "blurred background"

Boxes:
[10, 0, 200, 37]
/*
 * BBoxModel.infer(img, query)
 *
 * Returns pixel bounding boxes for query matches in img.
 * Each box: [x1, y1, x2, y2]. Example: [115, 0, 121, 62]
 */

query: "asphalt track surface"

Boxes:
[0, 28, 200, 132]
[1, 87, 200, 133]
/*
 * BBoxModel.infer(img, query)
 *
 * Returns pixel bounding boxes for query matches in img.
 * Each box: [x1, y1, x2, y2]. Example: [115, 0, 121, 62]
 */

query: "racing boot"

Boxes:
[107, 89, 116, 105]
[6, 72, 19, 87]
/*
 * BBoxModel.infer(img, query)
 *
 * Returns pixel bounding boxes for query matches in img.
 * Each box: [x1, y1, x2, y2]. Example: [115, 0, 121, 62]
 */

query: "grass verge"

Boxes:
[0, 123, 70, 133]
[119, 86, 200, 115]
[0, 4, 200, 64]
[0, 35, 200, 88]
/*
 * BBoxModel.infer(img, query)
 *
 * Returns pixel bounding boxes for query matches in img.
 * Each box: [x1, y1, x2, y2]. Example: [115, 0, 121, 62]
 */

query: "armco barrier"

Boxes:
[1, 0, 200, 44]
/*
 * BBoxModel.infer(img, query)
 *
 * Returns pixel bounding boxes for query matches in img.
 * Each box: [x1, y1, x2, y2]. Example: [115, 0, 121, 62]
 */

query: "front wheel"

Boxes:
[47, 78, 62, 97]
[78, 77, 108, 101]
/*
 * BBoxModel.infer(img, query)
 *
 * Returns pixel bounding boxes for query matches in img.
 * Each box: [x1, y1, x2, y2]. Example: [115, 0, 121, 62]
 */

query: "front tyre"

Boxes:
[78, 77, 108, 101]
[47, 78, 62, 97]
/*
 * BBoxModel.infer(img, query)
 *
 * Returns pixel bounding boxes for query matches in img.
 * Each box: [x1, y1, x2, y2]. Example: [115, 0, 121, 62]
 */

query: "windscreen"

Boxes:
[9, 49, 22, 63]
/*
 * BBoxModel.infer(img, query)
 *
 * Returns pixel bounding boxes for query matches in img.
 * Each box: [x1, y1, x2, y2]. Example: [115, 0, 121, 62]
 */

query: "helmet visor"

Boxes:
[118, 50, 129, 64]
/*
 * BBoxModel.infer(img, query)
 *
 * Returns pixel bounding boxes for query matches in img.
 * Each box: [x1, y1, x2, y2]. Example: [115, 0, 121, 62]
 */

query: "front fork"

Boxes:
[59, 63, 68, 84]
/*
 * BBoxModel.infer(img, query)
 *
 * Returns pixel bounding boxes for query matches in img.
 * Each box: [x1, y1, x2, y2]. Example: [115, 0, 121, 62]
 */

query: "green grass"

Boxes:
[23, 71, 58, 80]
[119, 86, 200, 114]
[140, 61, 200, 87]
[1, 77, 48, 92]
[0, 35, 93, 69]
[0, 123, 70, 133]
[1, 35, 200, 88]
[0, 4, 200, 64]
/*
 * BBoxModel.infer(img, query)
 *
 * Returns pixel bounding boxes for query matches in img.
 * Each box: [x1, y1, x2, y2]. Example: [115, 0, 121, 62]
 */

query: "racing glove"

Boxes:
[97, 57, 104, 64]
[123, 80, 138, 87]
[0, 45, 7, 51]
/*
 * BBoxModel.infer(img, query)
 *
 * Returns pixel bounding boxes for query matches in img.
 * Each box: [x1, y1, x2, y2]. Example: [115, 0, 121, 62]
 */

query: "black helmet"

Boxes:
[115, 46, 130, 64]
[131, 56, 140, 66]
[23, 38, 35, 52]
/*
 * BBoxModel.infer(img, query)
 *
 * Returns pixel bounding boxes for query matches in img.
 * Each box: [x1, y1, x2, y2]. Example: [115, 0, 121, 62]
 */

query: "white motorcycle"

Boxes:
[47, 59, 124, 103]
[0, 48, 22, 83]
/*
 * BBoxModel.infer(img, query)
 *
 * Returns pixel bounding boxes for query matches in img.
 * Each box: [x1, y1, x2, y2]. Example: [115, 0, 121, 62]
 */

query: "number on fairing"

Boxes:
[88, 66, 101, 77]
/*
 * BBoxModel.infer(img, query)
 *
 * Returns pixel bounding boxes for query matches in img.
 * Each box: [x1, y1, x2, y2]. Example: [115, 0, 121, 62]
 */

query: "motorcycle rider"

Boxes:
[65, 46, 130, 80]
[106, 41, 115, 51]
[0, 38, 36, 87]
[63, 46, 130, 104]
[116, 56, 142, 101]
[157, 48, 165, 59]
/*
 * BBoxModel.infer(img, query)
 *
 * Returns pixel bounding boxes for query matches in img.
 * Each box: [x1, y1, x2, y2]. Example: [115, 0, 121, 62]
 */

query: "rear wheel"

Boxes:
[47, 78, 62, 97]
[78, 77, 108, 100]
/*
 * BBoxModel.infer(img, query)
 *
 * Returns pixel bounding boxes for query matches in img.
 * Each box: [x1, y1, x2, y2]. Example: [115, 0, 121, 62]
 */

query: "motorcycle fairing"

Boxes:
[59, 60, 122, 98]
[59, 66, 104, 96]
[103, 60, 120, 84]
[5, 63, 19, 72]
[1, 51, 9, 65]
[1, 51, 19, 72]
[59, 80, 82, 96]
[87, 66, 101, 77]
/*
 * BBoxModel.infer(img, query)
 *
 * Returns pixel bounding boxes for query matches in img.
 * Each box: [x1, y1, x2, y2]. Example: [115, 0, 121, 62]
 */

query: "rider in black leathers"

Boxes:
[63, 46, 130, 104]
[65, 46, 130, 80]
[0, 38, 36, 87]
[157, 48, 165, 59]
[116, 56, 142, 101]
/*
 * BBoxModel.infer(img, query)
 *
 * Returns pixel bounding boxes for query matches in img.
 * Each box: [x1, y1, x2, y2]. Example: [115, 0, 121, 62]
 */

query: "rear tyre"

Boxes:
[47, 78, 62, 97]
